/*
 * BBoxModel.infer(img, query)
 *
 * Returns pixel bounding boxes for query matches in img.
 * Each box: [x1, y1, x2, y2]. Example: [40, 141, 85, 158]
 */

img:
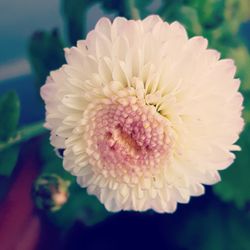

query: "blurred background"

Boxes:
[0, 0, 250, 249]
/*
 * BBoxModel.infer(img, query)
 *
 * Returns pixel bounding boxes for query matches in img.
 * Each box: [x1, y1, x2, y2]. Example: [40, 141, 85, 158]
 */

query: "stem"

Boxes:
[124, 0, 140, 20]
[0, 121, 47, 152]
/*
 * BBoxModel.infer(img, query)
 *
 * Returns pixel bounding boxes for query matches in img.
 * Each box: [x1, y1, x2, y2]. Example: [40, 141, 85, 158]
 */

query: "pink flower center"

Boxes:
[86, 100, 170, 178]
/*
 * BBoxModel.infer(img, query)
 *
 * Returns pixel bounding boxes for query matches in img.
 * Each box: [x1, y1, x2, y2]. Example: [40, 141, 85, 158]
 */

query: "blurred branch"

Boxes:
[124, 0, 140, 19]
[0, 122, 47, 152]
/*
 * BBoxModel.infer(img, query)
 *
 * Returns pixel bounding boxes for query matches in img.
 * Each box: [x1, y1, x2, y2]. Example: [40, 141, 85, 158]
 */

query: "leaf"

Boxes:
[227, 46, 250, 91]
[28, 29, 65, 88]
[195, 0, 224, 29]
[100, 0, 125, 16]
[0, 91, 20, 141]
[224, 0, 250, 33]
[39, 135, 73, 181]
[47, 184, 109, 228]
[0, 146, 19, 176]
[242, 91, 250, 124]
[176, 6, 202, 36]
[0, 92, 20, 177]
[213, 122, 250, 209]
[158, 0, 183, 22]
[175, 201, 250, 250]
[100, 0, 151, 19]
[240, 22, 250, 52]
[61, 0, 97, 45]
[213, 89, 250, 208]
[39, 135, 110, 227]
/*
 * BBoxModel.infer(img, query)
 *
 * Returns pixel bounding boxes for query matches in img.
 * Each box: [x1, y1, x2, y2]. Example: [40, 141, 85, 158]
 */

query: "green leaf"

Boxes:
[100, 0, 149, 19]
[47, 184, 109, 228]
[28, 29, 65, 88]
[39, 135, 73, 181]
[224, 0, 250, 33]
[0, 92, 20, 177]
[176, 201, 250, 250]
[213, 89, 250, 208]
[39, 135, 110, 227]
[158, 0, 183, 22]
[195, 0, 224, 29]
[242, 91, 250, 124]
[0, 91, 20, 141]
[227, 46, 250, 91]
[61, 0, 97, 45]
[0, 146, 19, 176]
[176, 6, 202, 36]
[213, 122, 250, 209]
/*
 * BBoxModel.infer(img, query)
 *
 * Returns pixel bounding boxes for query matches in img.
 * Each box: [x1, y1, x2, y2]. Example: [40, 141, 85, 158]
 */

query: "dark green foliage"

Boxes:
[61, 0, 95, 45]
[176, 6, 202, 36]
[213, 121, 250, 209]
[38, 136, 109, 228]
[227, 47, 250, 91]
[28, 29, 65, 88]
[47, 184, 110, 227]
[0, 146, 19, 176]
[100, 0, 125, 15]
[0, 91, 20, 141]
[191, 0, 225, 29]
[100, 0, 152, 18]
[0, 92, 20, 176]
[176, 201, 250, 250]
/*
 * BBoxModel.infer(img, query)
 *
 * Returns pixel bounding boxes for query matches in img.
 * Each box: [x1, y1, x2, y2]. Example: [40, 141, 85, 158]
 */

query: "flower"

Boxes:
[41, 15, 244, 213]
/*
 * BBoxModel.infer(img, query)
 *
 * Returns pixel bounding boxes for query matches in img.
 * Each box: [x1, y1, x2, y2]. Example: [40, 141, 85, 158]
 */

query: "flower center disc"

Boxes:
[85, 100, 170, 179]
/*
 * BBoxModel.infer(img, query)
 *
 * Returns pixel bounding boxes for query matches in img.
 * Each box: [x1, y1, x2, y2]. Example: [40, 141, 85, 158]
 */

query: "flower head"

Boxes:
[41, 15, 244, 213]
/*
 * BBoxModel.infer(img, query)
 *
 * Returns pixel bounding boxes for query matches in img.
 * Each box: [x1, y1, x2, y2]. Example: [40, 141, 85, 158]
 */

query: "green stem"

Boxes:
[124, 0, 140, 19]
[0, 121, 47, 152]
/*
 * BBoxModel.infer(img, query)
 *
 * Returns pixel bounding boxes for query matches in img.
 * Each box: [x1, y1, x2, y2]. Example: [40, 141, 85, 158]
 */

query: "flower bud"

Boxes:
[32, 174, 70, 212]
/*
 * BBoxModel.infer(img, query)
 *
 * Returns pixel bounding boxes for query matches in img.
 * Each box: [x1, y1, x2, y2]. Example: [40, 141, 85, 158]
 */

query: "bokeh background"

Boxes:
[0, 0, 250, 249]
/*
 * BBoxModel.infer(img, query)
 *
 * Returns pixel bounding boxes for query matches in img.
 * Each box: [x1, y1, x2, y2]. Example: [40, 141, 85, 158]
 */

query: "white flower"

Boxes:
[41, 15, 244, 213]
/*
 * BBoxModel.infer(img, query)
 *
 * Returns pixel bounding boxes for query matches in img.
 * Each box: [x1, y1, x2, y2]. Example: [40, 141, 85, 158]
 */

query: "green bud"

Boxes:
[32, 174, 70, 212]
